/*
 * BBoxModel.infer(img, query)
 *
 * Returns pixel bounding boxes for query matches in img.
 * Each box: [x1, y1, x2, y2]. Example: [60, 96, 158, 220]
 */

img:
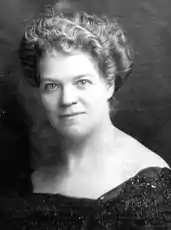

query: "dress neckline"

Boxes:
[23, 166, 164, 202]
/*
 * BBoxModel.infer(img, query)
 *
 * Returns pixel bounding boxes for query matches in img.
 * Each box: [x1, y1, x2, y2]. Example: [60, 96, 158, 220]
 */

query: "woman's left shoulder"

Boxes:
[127, 133, 170, 170]
[115, 128, 170, 170]
[134, 142, 170, 170]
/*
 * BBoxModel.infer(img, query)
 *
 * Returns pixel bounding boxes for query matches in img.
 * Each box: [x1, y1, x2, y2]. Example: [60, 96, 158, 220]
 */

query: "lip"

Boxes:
[59, 112, 85, 118]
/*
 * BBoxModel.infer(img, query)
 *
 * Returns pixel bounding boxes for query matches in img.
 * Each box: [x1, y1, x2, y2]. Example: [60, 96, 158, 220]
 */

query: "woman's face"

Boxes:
[38, 51, 114, 138]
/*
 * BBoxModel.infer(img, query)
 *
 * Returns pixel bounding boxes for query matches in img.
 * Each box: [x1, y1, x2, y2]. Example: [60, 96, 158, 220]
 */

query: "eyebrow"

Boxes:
[41, 74, 97, 83]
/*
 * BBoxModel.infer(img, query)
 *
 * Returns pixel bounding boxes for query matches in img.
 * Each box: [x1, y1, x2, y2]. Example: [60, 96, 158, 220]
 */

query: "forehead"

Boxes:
[39, 51, 99, 80]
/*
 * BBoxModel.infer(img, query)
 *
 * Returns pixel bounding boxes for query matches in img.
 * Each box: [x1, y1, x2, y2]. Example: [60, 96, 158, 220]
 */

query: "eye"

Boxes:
[45, 83, 60, 91]
[76, 79, 92, 88]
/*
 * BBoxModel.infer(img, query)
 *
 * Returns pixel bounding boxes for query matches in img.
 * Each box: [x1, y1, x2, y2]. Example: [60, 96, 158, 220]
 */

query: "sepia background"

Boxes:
[0, 0, 171, 188]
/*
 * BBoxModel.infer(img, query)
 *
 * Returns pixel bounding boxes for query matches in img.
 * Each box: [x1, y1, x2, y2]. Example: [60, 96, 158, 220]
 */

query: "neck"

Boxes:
[58, 117, 115, 173]
[33, 115, 115, 175]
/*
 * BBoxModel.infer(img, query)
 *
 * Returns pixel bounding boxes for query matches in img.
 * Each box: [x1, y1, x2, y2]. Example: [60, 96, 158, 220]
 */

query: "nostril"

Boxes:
[60, 101, 77, 108]
[71, 102, 77, 105]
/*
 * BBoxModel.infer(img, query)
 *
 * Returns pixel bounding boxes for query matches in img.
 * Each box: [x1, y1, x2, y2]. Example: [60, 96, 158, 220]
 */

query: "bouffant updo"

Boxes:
[19, 4, 132, 115]
[19, 4, 132, 87]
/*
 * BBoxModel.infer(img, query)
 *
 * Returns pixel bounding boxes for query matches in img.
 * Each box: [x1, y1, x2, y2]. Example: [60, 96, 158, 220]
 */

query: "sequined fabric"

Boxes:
[0, 167, 171, 229]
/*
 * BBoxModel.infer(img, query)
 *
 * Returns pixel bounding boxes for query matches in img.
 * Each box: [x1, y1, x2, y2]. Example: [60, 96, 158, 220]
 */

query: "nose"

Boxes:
[60, 85, 77, 107]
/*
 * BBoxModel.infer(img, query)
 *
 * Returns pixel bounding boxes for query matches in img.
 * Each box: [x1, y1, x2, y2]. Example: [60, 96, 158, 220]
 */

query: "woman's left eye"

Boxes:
[76, 79, 92, 87]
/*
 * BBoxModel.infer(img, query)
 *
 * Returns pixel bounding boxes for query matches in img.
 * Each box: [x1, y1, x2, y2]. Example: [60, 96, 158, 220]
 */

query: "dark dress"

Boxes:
[0, 167, 171, 229]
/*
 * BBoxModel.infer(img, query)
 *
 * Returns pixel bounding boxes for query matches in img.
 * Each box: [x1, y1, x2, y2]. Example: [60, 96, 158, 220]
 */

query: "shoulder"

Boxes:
[130, 138, 170, 170]
[114, 127, 170, 172]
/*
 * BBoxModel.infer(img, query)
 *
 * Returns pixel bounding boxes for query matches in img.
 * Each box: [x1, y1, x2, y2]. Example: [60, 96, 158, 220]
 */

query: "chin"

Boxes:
[54, 125, 89, 139]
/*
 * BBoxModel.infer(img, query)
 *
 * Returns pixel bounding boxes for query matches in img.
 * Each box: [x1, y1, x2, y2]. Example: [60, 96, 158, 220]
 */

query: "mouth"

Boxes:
[59, 112, 85, 118]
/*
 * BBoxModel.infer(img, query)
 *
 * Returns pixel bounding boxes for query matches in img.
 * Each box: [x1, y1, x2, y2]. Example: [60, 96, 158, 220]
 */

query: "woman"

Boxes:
[1, 2, 171, 229]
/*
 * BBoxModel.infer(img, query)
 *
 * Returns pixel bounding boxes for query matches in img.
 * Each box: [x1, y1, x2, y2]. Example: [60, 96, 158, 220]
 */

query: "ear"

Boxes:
[106, 82, 115, 100]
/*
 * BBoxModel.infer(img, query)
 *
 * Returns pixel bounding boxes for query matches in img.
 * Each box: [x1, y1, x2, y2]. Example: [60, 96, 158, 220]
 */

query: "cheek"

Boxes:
[82, 89, 108, 111]
[89, 86, 108, 103]
[41, 94, 59, 112]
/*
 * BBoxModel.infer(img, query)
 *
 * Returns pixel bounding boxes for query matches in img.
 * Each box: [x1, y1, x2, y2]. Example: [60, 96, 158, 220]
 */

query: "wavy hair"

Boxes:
[19, 5, 132, 94]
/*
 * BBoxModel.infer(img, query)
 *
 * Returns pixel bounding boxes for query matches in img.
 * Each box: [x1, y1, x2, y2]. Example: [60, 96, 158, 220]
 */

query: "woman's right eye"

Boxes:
[45, 83, 59, 91]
